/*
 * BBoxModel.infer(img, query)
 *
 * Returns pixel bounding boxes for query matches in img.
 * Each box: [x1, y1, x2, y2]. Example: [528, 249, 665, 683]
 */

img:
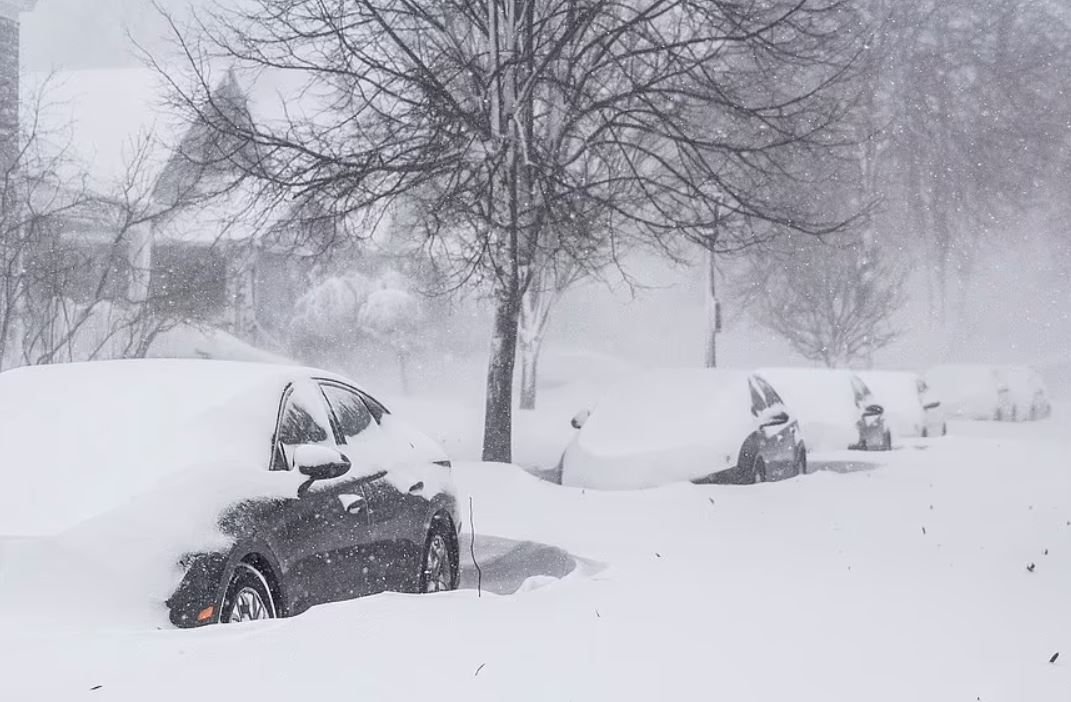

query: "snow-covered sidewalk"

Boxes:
[1, 417, 1068, 701]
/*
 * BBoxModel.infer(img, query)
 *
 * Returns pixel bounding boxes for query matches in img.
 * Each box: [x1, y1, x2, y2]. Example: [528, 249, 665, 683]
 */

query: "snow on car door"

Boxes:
[319, 383, 426, 592]
[269, 381, 378, 611]
[756, 377, 795, 475]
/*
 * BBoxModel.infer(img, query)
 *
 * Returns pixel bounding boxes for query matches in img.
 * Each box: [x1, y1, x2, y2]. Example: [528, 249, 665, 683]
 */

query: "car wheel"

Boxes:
[221, 562, 277, 624]
[794, 448, 807, 476]
[941, 422, 948, 436]
[420, 519, 458, 593]
[882, 430, 893, 451]
[921, 426, 928, 438]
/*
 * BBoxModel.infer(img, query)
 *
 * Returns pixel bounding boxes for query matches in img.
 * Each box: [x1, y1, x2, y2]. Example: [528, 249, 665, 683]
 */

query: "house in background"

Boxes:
[23, 64, 336, 351]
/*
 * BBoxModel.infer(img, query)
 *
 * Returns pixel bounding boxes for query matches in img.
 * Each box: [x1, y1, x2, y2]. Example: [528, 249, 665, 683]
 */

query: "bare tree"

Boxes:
[154, 0, 865, 462]
[0, 83, 215, 369]
[739, 232, 906, 368]
[851, 0, 1071, 318]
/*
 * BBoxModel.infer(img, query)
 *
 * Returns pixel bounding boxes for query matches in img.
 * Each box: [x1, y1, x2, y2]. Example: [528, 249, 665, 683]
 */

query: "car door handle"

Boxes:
[338, 494, 366, 514]
[408, 481, 425, 495]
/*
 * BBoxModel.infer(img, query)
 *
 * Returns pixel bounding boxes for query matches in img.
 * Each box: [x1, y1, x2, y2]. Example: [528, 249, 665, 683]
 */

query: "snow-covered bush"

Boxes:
[288, 269, 427, 390]
[289, 272, 375, 351]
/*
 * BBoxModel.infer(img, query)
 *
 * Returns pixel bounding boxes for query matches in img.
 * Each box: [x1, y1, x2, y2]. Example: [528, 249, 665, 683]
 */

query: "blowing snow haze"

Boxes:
[2, 2, 1071, 700]
[18, 0, 1071, 380]
[21, 0, 207, 70]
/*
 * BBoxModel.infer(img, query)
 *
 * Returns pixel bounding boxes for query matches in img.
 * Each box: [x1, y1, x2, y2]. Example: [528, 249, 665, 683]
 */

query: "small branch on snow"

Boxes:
[469, 496, 482, 597]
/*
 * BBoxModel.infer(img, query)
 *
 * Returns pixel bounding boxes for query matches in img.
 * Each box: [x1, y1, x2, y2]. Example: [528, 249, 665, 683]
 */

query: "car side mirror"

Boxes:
[759, 409, 790, 428]
[923, 401, 941, 411]
[291, 444, 351, 481]
[571, 408, 591, 430]
[863, 404, 884, 418]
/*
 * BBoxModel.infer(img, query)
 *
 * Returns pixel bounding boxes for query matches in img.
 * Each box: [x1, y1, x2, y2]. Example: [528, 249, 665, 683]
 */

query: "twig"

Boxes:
[469, 496, 482, 597]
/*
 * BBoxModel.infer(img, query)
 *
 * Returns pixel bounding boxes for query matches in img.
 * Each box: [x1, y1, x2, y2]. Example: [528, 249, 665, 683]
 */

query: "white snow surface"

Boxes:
[1, 406, 1069, 700]
[560, 368, 757, 489]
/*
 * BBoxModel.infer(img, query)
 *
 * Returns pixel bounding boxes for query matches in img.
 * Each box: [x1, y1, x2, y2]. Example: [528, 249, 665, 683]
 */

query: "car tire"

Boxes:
[941, 422, 948, 436]
[794, 448, 807, 476]
[921, 426, 929, 438]
[882, 430, 893, 451]
[220, 561, 277, 624]
[419, 518, 458, 593]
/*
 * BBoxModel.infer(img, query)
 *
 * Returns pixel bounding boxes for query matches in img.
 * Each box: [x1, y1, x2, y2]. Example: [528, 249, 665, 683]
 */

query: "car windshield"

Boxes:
[4, 3, 1067, 700]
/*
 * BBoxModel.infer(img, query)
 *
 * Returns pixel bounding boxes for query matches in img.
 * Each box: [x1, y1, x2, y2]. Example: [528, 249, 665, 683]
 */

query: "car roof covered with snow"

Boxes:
[578, 368, 755, 454]
[0, 359, 352, 536]
[756, 367, 862, 414]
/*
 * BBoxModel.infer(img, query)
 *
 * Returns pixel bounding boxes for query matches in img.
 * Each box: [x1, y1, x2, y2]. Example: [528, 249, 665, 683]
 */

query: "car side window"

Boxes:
[851, 377, 870, 405]
[749, 381, 766, 415]
[272, 381, 334, 470]
[755, 377, 784, 407]
[321, 384, 374, 442]
[357, 391, 390, 424]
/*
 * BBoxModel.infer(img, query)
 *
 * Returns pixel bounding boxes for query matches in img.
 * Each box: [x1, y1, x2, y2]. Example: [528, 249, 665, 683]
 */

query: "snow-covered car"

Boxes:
[560, 369, 807, 489]
[925, 364, 1014, 420]
[756, 368, 891, 452]
[857, 370, 947, 438]
[999, 365, 1051, 421]
[0, 360, 459, 628]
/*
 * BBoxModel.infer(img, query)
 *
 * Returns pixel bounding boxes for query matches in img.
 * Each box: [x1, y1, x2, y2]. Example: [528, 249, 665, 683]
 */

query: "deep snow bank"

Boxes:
[2, 418, 1069, 701]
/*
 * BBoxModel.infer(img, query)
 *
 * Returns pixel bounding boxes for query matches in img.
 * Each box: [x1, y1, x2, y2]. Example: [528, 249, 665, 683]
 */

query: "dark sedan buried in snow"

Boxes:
[0, 360, 460, 628]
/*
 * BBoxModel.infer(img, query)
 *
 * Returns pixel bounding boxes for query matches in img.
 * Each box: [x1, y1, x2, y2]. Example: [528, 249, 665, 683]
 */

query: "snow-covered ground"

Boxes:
[2, 407, 1069, 700]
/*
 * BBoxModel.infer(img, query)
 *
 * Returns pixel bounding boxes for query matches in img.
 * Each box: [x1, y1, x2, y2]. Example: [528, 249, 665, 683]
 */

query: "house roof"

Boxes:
[21, 64, 363, 248]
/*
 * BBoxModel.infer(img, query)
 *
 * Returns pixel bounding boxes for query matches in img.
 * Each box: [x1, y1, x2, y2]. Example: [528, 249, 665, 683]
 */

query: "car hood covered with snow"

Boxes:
[561, 369, 757, 489]
[0, 360, 313, 536]
[925, 364, 1004, 419]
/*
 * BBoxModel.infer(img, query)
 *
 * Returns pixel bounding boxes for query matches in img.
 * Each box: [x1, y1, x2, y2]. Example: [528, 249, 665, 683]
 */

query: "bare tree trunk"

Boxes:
[518, 336, 541, 410]
[704, 248, 719, 368]
[482, 277, 521, 463]
[517, 271, 557, 410]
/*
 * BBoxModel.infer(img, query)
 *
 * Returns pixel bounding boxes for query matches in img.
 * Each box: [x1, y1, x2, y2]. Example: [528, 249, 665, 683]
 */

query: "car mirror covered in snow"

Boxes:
[570, 408, 592, 430]
[290, 444, 351, 481]
[863, 404, 885, 418]
[757, 408, 790, 428]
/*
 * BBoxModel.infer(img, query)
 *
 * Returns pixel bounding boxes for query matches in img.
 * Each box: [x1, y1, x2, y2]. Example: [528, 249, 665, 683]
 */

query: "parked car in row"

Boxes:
[926, 363, 1050, 422]
[925, 364, 1011, 420]
[1001, 365, 1052, 420]
[758, 368, 891, 452]
[857, 370, 946, 438]
[560, 369, 807, 489]
[0, 360, 459, 628]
